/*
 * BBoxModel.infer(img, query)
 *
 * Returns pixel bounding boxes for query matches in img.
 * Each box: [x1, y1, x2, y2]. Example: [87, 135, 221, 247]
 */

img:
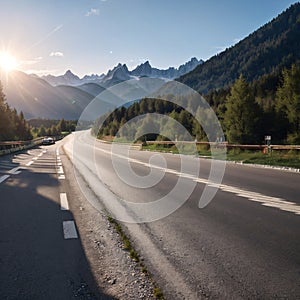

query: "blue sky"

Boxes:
[0, 0, 298, 77]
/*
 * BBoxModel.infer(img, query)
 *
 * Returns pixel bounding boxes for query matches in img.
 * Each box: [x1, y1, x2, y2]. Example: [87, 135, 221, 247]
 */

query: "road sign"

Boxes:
[265, 135, 271, 141]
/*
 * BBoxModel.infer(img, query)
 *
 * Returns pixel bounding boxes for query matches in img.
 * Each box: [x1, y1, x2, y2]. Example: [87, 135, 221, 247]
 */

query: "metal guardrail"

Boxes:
[144, 141, 300, 151]
[0, 137, 45, 156]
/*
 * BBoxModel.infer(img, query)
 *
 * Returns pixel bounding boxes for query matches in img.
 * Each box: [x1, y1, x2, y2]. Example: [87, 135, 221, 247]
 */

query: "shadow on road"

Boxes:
[0, 166, 116, 299]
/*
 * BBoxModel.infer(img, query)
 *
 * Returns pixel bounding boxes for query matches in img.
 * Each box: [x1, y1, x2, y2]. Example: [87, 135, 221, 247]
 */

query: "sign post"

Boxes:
[265, 135, 271, 153]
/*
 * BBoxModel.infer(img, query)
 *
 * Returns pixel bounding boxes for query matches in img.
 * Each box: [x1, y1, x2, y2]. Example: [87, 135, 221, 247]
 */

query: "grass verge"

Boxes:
[142, 144, 300, 169]
[226, 149, 300, 169]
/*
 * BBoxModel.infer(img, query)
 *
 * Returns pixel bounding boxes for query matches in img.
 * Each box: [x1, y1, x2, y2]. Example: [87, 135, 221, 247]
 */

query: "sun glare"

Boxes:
[0, 52, 18, 72]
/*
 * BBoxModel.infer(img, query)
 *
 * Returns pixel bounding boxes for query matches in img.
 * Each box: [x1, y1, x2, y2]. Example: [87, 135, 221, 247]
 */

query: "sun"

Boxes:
[0, 52, 18, 72]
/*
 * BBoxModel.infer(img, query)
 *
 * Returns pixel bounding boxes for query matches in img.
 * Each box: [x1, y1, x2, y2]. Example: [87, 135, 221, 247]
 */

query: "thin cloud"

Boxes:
[29, 25, 63, 50]
[85, 8, 100, 17]
[20, 57, 43, 65]
[233, 38, 241, 44]
[49, 52, 64, 57]
[214, 38, 242, 53]
[24, 69, 60, 76]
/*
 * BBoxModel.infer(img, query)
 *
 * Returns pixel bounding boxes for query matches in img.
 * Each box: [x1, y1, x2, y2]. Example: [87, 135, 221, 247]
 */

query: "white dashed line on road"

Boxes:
[57, 166, 64, 174]
[0, 175, 10, 184]
[60, 193, 69, 210]
[56, 149, 65, 179]
[63, 221, 78, 239]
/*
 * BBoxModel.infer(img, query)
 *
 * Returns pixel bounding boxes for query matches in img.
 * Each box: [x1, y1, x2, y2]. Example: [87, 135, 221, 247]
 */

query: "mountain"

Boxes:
[101, 63, 132, 87]
[178, 3, 300, 93]
[82, 73, 105, 82]
[41, 57, 203, 87]
[42, 70, 81, 86]
[2, 57, 201, 120]
[2, 71, 94, 119]
[76, 82, 105, 97]
[131, 57, 202, 79]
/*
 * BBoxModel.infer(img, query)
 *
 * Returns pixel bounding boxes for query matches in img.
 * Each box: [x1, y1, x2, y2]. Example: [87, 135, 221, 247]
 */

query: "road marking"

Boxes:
[216, 184, 300, 215]
[8, 167, 21, 174]
[60, 193, 69, 210]
[26, 161, 34, 166]
[38, 153, 43, 157]
[32, 157, 38, 160]
[57, 166, 64, 174]
[96, 147, 300, 216]
[63, 221, 78, 239]
[58, 175, 65, 180]
[0, 175, 10, 183]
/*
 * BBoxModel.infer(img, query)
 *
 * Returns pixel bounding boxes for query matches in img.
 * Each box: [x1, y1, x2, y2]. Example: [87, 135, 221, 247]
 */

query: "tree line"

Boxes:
[0, 82, 32, 141]
[0, 80, 77, 141]
[93, 64, 300, 145]
[29, 118, 77, 138]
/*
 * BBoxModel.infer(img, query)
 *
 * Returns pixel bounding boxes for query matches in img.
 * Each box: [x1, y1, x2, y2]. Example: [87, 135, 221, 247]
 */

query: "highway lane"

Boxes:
[65, 130, 300, 299]
[0, 143, 113, 299]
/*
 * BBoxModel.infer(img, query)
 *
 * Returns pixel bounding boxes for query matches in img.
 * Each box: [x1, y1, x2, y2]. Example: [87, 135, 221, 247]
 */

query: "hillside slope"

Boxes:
[2, 71, 94, 119]
[178, 3, 300, 93]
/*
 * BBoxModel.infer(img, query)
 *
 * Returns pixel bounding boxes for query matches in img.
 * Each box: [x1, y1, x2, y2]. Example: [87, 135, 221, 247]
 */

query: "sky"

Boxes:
[0, 0, 298, 77]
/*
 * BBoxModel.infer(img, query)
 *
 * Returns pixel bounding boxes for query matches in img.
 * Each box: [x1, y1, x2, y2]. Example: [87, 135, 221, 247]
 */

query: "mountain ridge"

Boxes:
[178, 3, 300, 93]
[41, 57, 203, 87]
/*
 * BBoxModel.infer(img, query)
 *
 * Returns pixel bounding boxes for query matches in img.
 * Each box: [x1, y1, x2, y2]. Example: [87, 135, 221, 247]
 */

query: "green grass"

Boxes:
[227, 150, 300, 168]
[107, 216, 140, 261]
[153, 287, 164, 300]
[142, 144, 300, 169]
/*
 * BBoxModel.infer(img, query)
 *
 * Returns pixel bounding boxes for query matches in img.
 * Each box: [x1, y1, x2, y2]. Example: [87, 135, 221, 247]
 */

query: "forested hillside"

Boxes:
[0, 82, 32, 141]
[178, 3, 300, 93]
[93, 63, 300, 144]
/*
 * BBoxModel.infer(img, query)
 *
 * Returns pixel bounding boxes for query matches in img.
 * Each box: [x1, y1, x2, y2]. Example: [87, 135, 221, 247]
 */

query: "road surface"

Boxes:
[64, 130, 300, 299]
[0, 143, 114, 299]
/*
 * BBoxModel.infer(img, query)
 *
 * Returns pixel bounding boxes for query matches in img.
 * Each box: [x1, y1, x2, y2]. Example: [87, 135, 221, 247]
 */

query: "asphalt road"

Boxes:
[65, 130, 300, 299]
[0, 143, 113, 299]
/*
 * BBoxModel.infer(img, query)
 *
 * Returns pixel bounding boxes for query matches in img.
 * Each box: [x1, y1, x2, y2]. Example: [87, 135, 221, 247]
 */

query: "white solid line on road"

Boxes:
[60, 193, 69, 210]
[0, 175, 10, 184]
[26, 161, 34, 166]
[8, 167, 20, 174]
[63, 221, 78, 239]
[95, 147, 300, 216]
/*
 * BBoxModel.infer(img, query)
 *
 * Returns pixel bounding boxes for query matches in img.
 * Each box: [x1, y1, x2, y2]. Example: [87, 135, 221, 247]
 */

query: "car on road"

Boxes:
[42, 137, 55, 145]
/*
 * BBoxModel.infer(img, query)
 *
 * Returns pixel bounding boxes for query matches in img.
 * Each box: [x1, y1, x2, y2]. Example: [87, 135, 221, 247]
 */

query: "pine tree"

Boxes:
[58, 118, 67, 132]
[275, 64, 300, 143]
[224, 75, 261, 144]
[0, 82, 11, 141]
